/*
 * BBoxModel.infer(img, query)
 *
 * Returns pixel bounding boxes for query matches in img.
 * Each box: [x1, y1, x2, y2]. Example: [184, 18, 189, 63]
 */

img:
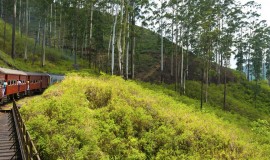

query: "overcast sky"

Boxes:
[240, 0, 270, 25]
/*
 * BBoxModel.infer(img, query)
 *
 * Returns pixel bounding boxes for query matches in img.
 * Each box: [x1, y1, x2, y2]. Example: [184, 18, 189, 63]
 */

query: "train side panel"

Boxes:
[42, 76, 49, 89]
[6, 74, 20, 95]
[29, 75, 42, 90]
[19, 75, 27, 92]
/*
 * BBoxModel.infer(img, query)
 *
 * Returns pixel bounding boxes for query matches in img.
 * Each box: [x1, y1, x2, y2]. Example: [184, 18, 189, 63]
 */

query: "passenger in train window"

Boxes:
[0, 84, 2, 98]
[3, 80, 7, 88]
[3, 80, 7, 96]
[17, 80, 21, 91]
[26, 81, 30, 95]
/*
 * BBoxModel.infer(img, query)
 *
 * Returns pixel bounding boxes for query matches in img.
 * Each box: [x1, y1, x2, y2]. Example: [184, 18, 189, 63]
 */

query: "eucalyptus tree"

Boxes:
[195, 0, 221, 103]
[266, 42, 270, 85]
[24, 0, 29, 61]
[239, 1, 261, 80]
[160, 0, 165, 82]
[250, 21, 268, 80]
[29, 0, 54, 65]
[249, 22, 270, 107]
[130, 0, 151, 78]
[219, 0, 242, 110]
[112, 6, 118, 75]
[117, 0, 125, 76]
[184, 0, 240, 108]
[11, 0, 17, 59]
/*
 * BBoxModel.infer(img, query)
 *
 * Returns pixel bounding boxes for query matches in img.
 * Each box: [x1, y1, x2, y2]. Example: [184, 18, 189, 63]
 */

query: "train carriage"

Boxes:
[0, 66, 65, 104]
[25, 72, 50, 92]
[0, 67, 27, 97]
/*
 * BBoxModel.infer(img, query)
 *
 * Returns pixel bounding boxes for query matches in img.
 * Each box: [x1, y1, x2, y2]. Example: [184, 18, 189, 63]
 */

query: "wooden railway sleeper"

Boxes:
[11, 147, 21, 159]
[10, 141, 17, 149]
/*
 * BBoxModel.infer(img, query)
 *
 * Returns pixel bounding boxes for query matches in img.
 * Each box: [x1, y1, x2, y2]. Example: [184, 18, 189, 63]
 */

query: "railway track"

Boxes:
[0, 101, 40, 160]
[0, 111, 19, 159]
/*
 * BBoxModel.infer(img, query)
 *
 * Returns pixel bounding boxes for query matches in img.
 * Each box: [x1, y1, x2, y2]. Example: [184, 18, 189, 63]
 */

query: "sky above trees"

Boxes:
[241, 0, 270, 25]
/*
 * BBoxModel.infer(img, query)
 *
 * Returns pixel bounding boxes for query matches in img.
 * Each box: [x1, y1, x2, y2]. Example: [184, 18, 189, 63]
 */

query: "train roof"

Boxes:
[0, 67, 49, 76]
[0, 67, 27, 75]
[24, 72, 49, 76]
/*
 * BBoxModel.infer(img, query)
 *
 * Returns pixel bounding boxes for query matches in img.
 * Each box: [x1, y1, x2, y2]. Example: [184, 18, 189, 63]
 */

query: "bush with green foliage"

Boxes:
[19, 73, 270, 159]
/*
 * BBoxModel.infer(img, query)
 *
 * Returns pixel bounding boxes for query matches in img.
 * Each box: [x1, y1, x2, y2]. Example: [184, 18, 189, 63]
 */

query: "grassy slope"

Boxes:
[19, 73, 270, 159]
[0, 18, 87, 74]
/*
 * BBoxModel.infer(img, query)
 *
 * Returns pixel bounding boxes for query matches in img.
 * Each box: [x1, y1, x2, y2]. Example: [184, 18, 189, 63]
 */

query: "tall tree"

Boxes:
[24, 0, 29, 61]
[42, 19, 46, 67]
[11, 0, 17, 59]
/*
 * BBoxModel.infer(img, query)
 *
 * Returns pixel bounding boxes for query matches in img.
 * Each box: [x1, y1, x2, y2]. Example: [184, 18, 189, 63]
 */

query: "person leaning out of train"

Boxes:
[26, 81, 30, 95]
[0, 84, 2, 98]
[17, 80, 21, 91]
[2, 80, 7, 97]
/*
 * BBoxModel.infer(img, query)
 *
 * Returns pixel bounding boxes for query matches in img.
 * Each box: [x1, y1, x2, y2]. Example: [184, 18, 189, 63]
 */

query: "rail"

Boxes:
[12, 100, 41, 160]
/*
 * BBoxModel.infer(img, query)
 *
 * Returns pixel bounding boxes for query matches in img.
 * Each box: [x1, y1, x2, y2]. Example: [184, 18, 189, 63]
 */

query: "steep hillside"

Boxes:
[0, 18, 87, 73]
[19, 73, 270, 159]
[135, 51, 242, 84]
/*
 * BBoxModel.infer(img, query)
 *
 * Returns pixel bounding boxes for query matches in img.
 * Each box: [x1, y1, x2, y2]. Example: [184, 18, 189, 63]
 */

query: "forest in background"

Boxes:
[1, 0, 270, 159]
[1, 0, 270, 110]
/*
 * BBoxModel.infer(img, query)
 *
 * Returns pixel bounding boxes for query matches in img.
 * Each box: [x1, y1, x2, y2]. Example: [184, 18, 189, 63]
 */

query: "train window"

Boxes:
[8, 80, 11, 85]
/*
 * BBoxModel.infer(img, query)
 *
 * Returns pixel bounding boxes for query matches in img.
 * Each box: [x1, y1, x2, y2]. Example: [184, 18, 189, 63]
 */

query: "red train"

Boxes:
[0, 67, 50, 102]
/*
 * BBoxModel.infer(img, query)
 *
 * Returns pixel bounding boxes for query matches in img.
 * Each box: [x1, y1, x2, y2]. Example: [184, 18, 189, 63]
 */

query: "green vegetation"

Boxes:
[0, 19, 86, 74]
[20, 73, 270, 159]
[1, 1, 270, 159]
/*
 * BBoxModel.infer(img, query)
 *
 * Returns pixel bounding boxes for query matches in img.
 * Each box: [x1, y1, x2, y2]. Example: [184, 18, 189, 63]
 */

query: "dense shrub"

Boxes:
[20, 74, 270, 159]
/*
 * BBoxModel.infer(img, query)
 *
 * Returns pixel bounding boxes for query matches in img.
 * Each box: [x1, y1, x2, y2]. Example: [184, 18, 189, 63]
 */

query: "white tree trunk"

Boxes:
[59, 12, 62, 49]
[49, 3, 52, 47]
[42, 19, 46, 67]
[117, 1, 124, 75]
[24, 0, 28, 61]
[54, 3, 57, 47]
[62, 23, 65, 55]
[37, 19, 41, 45]
[160, 0, 164, 82]
[126, 14, 130, 79]
[111, 7, 118, 75]
[18, 0, 21, 33]
[107, 32, 112, 73]
[181, 40, 184, 90]
[161, 29, 164, 76]
[170, 14, 174, 77]
[132, 36, 135, 78]
[11, 0, 17, 59]
[89, 3, 93, 67]
[131, 1, 135, 79]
